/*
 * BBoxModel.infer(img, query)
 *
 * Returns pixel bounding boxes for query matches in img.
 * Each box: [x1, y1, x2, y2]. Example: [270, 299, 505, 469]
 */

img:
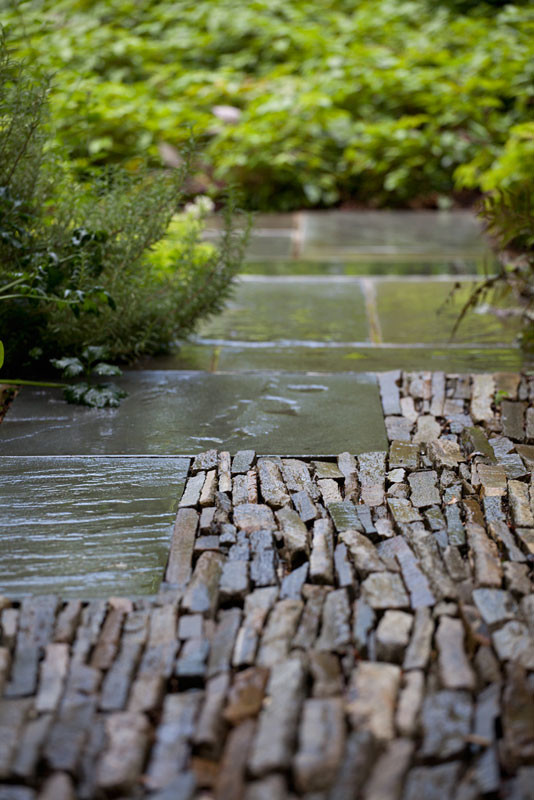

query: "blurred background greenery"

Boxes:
[1, 0, 534, 377]
[3, 0, 534, 211]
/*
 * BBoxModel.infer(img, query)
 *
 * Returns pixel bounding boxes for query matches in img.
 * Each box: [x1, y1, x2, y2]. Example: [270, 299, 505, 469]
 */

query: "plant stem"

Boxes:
[0, 379, 67, 387]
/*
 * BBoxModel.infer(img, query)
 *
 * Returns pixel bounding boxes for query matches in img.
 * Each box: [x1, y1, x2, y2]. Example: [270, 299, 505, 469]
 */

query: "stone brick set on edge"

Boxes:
[0, 370, 533, 799]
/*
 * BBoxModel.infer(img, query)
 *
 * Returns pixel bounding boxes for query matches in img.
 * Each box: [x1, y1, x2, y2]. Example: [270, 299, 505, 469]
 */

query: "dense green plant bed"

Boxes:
[0, 36, 248, 378]
[3, 0, 534, 210]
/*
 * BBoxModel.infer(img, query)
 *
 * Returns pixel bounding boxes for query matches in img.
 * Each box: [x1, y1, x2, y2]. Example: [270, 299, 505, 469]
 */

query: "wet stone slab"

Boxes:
[196, 277, 369, 343]
[0, 457, 189, 598]
[298, 210, 489, 258]
[376, 280, 521, 346]
[0, 371, 387, 457]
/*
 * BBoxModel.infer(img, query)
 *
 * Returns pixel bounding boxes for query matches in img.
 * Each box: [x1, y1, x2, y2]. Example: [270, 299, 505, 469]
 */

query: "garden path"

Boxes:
[0, 212, 532, 799]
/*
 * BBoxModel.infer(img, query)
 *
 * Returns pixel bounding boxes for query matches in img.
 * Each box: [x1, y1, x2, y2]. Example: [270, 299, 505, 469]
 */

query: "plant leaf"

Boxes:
[51, 357, 84, 377]
[92, 362, 122, 376]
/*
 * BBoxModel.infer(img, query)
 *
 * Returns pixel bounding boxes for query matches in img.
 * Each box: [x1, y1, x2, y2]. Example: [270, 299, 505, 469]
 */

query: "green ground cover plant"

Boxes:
[3, 0, 534, 210]
[0, 34, 249, 380]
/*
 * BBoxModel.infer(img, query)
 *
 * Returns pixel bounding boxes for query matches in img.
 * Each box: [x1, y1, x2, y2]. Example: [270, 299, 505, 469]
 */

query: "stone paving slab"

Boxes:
[241, 257, 490, 276]
[376, 279, 521, 345]
[197, 278, 369, 343]
[0, 371, 387, 456]
[0, 370, 533, 798]
[214, 344, 523, 374]
[139, 342, 524, 374]
[0, 457, 190, 598]
[196, 276, 519, 346]
[205, 210, 490, 261]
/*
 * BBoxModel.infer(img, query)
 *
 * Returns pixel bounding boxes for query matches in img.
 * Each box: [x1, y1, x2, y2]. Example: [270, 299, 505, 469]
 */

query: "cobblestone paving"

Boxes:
[1, 371, 534, 799]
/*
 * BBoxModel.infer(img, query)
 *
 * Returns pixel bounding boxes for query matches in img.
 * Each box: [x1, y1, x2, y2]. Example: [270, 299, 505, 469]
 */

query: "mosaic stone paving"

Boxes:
[0, 371, 533, 799]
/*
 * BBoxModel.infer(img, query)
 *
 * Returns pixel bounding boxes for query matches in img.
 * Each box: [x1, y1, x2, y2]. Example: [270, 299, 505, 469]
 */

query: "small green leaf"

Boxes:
[51, 357, 84, 377]
[92, 362, 122, 376]
[82, 345, 108, 364]
[0, 341, 4, 370]
[63, 382, 90, 404]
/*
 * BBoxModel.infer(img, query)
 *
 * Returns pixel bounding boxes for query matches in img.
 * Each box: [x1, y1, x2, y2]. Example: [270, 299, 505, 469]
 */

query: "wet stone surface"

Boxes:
[0, 370, 532, 798]
[0, 372, 387, 457]
[0, 457, 190, 598]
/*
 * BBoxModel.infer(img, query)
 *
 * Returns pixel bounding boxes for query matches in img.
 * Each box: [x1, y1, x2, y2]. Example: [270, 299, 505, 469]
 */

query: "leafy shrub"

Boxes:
[0, 35, 249, 375]
[3, 0, 534, 210]
[455, 186, 534, 350]
[52, 346, 127, 407]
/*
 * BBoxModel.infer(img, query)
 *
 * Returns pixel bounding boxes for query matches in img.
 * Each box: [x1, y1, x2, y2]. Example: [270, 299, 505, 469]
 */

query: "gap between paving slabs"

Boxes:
[0, 371, 534, 799]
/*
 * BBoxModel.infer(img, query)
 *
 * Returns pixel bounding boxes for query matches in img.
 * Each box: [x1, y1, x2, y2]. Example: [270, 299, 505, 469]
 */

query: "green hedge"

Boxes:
[4, 0, 534, 209]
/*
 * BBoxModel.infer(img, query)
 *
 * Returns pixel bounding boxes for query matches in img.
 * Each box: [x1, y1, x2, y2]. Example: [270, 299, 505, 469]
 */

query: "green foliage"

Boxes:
[0, 35, 249, 374]
[3, 0, 534, 209]
[455, 187, 534, 350]
[52, 346, 127, 407]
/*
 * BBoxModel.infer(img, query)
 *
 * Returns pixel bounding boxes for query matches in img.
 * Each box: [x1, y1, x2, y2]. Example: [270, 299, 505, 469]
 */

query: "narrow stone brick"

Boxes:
[316, 589, 351, 652]
[179, 472, 205, 508]
[194, 673, 230, 757]
[275, 506, 309, 563]
[310, 517, 334, 584]
[257, 459, 290, 508]
[436, 616, 476, 690]
[36, 643, 69, 714]
[95, 712, 150, 793]
[293, 698, 345, 793]
[218, 451, 232, 493]
[362, 738, 414, 800]
[257, 598, 303, 667]
[215, 719, 256, 800]
[182, 552, 224, 617]
[248, 656, 306, 776]
[346, 662, 401, 741]
[166, 508, 198, 587]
